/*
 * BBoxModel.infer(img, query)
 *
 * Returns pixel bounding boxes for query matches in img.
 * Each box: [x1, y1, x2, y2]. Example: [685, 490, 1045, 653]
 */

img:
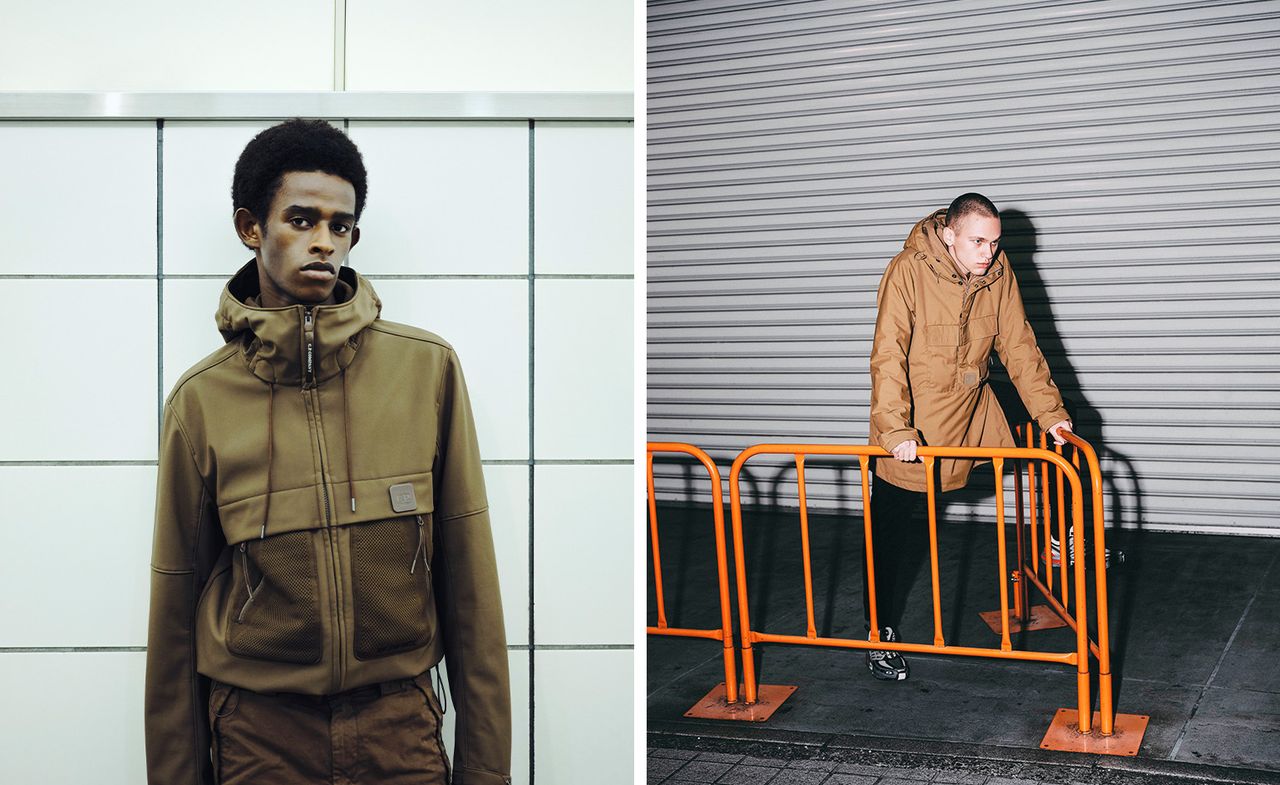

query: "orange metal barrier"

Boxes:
[725, 437, 1146, 752]
[646, 442, 739, 706]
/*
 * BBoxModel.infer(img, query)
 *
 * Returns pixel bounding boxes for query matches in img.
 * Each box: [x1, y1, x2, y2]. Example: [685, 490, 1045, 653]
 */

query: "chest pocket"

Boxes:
[962, 314, 998, 367]
[915, 322, 960, 390]
[350, 513, 437, 660]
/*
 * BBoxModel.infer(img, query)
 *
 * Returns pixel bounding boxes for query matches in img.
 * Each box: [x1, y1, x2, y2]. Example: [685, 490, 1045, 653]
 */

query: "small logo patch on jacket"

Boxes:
[389, 483, 417, 513]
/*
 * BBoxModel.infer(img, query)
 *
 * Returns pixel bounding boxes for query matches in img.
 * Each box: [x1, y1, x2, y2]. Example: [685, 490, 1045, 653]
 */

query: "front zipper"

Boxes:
[303, 305, 345, 689]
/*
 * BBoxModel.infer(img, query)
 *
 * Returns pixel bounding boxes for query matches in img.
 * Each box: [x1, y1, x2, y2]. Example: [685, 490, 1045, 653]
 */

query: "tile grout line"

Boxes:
[1168, 547, 1279, 760]
[156, 119, 164, 437]
[527, 117, 537, 785]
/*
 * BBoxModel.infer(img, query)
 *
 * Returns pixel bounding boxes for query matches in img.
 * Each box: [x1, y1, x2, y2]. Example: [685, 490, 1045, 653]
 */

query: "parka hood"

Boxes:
[216, 259, 382, 386]
[902, 208, 1005, 286]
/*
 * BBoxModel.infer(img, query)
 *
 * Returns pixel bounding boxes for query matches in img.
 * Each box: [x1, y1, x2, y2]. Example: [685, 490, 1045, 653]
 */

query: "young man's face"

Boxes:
[942, 213, 1001, 277]
[235, 170, 361, 307]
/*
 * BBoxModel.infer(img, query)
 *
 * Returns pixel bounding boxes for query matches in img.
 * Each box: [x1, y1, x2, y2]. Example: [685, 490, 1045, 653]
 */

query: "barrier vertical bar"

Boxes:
[1013, 450, 1027, 623]
[728, 454, 757, 705]
[860, 455, 880, 640]
[1069, 465, 1092, 734]
[1055, 441, 1069, 608]
[796, 455, 817, 639]
[1063, 432, 1117, 736]
[923, 456, 945, 647]
[1040, 431, 1054, 590]
[1026, 427, 1040, 579]
[993, 458, 1012, 651]
[648, 450, 668, 629]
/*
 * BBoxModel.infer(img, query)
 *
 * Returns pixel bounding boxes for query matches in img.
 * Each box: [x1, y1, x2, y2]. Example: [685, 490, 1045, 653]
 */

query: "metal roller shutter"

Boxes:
[647, 0, 1280, 535]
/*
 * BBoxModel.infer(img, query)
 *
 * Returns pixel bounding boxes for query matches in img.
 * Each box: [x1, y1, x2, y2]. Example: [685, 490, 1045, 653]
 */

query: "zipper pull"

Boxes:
[303, 308, 315, 382]
[410, 515, 431, 576]
[237, 543, 257, 623]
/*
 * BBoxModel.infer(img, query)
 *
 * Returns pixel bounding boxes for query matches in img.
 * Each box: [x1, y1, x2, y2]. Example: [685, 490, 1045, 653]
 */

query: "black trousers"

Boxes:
[860, 471, 932, 633]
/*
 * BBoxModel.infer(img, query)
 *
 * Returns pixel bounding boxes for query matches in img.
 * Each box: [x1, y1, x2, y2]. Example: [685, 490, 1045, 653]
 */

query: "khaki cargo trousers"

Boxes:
[208, 671, 450, 784]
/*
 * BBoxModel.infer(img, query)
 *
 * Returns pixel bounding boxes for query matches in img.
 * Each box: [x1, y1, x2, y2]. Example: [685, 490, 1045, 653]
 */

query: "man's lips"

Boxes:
[299, 262, 335, 281]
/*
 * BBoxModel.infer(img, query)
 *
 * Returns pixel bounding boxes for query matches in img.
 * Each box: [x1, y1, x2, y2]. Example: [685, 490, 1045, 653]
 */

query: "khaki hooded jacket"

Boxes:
[145, 260, 511, 785]
[869, 209, 1068, 492]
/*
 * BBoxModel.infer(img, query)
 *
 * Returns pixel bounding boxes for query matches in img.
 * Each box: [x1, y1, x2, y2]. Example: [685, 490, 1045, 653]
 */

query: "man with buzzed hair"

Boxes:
[863, 192, 1071, 681]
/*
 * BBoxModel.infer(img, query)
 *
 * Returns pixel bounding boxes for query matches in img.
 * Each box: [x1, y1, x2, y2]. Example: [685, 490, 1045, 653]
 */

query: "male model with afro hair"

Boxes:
[146, 118, 512, 785]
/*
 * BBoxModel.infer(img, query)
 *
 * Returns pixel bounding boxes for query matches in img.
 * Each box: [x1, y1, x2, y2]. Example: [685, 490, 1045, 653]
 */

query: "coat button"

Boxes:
[915, 252, 927, 261]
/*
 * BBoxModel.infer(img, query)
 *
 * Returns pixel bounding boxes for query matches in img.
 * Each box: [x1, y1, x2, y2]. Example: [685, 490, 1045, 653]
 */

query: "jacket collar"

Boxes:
[905, 209, 1006, 291]
[216, 259, 382, 386]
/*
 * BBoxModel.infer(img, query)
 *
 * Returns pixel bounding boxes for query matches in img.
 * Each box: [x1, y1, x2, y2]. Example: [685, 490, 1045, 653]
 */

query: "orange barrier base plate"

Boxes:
[683, 682, 797, 722]
[979, 604, 1068, 634]
[1040, 709, 1149, 755]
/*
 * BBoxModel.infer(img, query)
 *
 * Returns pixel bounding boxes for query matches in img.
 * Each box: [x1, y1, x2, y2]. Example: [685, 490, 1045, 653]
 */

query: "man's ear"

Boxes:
[234, 207, 263, 250]
[941, 225, 956, 248]
[349, 225, 361, 250]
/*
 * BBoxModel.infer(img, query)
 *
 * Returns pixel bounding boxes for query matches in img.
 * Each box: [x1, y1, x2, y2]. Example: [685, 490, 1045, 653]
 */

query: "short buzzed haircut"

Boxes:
[946, 192, 999, 227]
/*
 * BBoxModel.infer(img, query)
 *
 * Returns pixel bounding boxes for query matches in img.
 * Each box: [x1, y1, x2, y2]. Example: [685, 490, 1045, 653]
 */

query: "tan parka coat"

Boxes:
[146, 261, 511, 785]
[869, 209, 1069, 492]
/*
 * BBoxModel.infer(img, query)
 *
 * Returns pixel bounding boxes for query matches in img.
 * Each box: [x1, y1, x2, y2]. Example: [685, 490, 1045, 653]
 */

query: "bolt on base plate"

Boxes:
[979, 604, 1069, 634]
[1040, 708, 1149, 755]
[683, 682, 797, 722]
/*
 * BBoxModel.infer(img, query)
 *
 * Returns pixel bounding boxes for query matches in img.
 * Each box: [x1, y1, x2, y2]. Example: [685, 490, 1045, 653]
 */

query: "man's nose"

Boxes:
[309, 227, 336, 256]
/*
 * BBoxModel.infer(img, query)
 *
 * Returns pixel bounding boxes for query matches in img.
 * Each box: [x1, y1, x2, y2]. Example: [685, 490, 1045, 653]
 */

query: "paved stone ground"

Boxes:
[649, 749, 1084, 785]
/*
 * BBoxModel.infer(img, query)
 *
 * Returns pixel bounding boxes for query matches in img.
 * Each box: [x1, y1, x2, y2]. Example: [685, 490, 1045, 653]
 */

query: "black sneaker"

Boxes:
[866, 626, 909, 681]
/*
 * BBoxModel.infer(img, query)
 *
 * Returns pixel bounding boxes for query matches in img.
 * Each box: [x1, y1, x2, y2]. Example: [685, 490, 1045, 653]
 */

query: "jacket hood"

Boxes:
[903, 208, 1005, 285]
[216, 259, 382, 386]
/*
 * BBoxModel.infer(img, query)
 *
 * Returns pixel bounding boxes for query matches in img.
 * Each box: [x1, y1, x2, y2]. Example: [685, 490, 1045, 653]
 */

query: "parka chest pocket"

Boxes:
[918, 323, 960, 389]
[350, 514, 437, 660]
[961, 314, 998, 367]
[226, 530, 323, 665]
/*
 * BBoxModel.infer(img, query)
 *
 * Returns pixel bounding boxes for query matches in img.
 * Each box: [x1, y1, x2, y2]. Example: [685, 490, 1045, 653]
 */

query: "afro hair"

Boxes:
[231, 118, 368, 227]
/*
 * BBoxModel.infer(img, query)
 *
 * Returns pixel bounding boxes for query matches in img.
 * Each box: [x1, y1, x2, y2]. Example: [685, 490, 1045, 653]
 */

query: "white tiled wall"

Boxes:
[347, 123, 530, 275]
[535, 123, 635, 275]
[534, 465, 635, 645]
[0, 467, 155, 647]
[0, 123, 156, 275]
[535, 649, 634, 784]
[345, 0, 633, 91]
[2, 1, 631, 92]
[0, 119, 634, 785]
[0, 652, 148, 785]
[535, 279, 635, 459]
[1, 2, 334, 91]
[0, 280, 158, 461]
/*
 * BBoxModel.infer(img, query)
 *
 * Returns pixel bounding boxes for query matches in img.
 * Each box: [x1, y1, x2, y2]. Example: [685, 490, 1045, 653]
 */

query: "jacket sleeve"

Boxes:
[993, 266, 1070, 431]
[432, 350, 512, 785]
[869, 256, 924, 451]
[146, 403, 222, 785]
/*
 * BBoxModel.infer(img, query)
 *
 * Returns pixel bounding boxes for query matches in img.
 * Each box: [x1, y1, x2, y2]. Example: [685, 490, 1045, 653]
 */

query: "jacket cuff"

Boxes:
[1035, 409, 1071, 434]
[453, 766, 512, 785]
[878, 428, 922, 453]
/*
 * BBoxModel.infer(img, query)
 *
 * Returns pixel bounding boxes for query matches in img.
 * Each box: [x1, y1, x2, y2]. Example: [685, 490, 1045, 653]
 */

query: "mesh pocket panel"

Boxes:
[227, 531, 323, 664]
[351, 516, 433, 660]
